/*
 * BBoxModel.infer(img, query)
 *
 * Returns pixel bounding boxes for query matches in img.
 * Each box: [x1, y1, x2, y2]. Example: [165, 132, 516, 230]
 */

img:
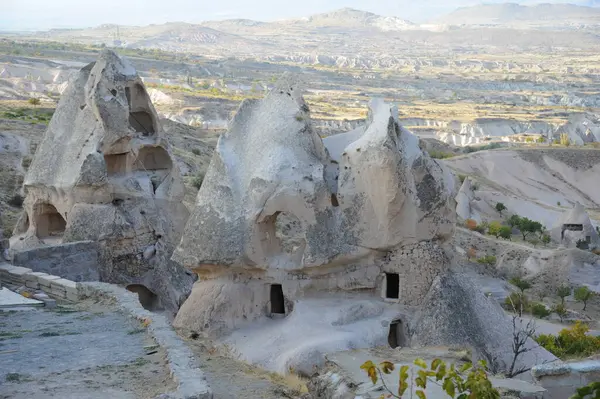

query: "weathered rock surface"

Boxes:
[9, 50, 194, 312]
[173, 76, 458, 358]
[455, 177, 479, 222]
[410, 272, 558, 375]
[550, 202, 599, 248]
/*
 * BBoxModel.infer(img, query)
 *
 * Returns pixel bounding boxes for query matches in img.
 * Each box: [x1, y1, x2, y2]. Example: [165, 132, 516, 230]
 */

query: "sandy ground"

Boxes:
[0, 302, 176, 399]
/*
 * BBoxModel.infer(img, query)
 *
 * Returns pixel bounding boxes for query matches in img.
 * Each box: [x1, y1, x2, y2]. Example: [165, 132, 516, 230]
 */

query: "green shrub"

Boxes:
[21, 156, 32, 168]
[536, 321, 600, 359]
[191, 148, 201, 156]
[495, 202, 506, 215]
[476, 255, 497, 266]
[557, 285, 571, 305]
[428, 150, 454, 159]
[574, 286, 594, 311]
[531, 303, 551, 319]
[191, 173, 204, 190]
[504, 292, 529, 315]
[498, 226, 512, 240]
[509, 277, 531, 294]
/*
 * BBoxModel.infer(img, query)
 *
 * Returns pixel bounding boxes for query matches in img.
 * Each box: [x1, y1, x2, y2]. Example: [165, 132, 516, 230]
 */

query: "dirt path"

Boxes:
[0, 302, 175, 399]
[182, 334, 308, 399]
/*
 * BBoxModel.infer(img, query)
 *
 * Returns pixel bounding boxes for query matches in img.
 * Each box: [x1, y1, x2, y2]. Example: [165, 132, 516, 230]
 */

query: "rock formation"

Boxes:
[410, 273, 558, 371]
[455, 177, 479, 222]
[550, 202, 599, 249]
[173, 76, 455, 335]
[9, 50, 194, 312]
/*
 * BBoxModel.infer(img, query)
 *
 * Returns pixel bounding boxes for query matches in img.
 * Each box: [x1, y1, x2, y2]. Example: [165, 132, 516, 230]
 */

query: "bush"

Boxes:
[476, 255, 497, 266]
[542, 234, 551, 246]
[488, 221, 502, 238]
[21, 156, 32, 168]
[498, 226, 512, 240]
[495, 202, 506, 215]
[27, 97, 40, 106]
[7, 194, 24, 208]
[536, 321, 600, 359]
[574, 286, 595, 311]
[191, 148, 201, 156]
[191, 173, 204, 190]
[557, 285, 571, 305]
[465, 219, 478, 231]
[509, 277, 531, 294]
[531, 303, 551, 319]
[504, 292, 529, 315]
[428, 150, 454, 159]
[554, 303, 568, 322]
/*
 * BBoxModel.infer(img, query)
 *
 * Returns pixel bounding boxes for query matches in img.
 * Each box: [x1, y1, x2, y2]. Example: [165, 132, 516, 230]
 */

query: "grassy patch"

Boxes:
[0, 332, 23, 340]
[127, 328, 146, 335]
[39, 331, 61, 337]
[5, 373, 29, 383]
[132, 357, 150, 367]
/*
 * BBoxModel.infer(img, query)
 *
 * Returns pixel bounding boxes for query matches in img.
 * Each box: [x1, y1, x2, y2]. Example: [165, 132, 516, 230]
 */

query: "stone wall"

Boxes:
[11, 241, 100, 282]
[380, 241, 450, 306]
[532, 360, 600, 399]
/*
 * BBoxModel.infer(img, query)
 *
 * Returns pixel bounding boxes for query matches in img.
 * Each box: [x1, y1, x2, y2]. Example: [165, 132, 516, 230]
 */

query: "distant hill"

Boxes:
[280, 8, 415, 31]
[433, 3, 600, 26]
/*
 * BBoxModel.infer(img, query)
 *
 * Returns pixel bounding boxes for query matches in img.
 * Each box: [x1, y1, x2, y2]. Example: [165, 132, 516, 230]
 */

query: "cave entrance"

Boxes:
[126, 284, 161, 311]
[385, 273, 400, 299]
[133, 147, 172, 171]
[270, 284, 285, 315]
[388, 319, 406, 349]
[125, 84, 156, 136]
[104, 153, 129, 175]
[34, 204, 66, 239]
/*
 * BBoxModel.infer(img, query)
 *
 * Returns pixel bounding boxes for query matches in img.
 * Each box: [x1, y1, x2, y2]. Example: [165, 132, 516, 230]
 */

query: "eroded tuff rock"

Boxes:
[173, 78, 457, 335]
[10, 50, 193, 312]
[550, 202, 599, 249]
[410, 273, 558, 372]
[455, 177, 479, 222]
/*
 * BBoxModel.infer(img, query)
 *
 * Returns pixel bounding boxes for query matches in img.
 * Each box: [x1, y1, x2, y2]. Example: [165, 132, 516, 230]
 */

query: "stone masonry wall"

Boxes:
[380, 241, 450, 306]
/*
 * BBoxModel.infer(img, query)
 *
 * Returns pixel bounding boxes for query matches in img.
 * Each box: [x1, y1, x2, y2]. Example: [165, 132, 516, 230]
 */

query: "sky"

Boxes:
[1, 0, 599, 31]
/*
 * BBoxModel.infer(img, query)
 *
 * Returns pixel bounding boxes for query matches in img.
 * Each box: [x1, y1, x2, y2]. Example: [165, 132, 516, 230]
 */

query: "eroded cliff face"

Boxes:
[173, 76, 457, 335]
[10, 50, 194, 312]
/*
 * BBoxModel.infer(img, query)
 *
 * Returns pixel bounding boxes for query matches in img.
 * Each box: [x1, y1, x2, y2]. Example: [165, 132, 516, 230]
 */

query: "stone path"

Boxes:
[0, 303, 175, 398]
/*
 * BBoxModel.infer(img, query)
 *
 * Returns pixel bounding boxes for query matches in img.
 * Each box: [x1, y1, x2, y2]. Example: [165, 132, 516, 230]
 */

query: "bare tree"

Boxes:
[484, 297, 545, 378]
[505, 315, 537, 378]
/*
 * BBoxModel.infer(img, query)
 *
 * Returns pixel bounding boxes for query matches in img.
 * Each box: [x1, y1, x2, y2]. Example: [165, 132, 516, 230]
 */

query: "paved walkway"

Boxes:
[0, 303, 175, 399]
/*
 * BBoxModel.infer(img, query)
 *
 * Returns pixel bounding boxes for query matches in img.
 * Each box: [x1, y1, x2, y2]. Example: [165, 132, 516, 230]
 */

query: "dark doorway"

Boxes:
[388, 320, 406, 349]
[386, 273, 400, 299]
[270, 284, 285, 314]
[126, 284, 161, 311]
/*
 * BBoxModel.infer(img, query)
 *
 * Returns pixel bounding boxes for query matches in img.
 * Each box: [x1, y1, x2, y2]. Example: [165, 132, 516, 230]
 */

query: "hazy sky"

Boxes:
[2, 0, 599, 31]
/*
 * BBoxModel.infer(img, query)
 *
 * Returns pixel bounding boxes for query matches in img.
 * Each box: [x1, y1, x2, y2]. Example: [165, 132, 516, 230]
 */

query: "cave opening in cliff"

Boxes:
[126, 84, 156, 136]
[388, 319, 406, 349]
[34, 203, 66, 239]
[385, 273, 400, 299]
[126, 284, 161, 311]
[270, 284, 285, 315]
[134, 146, 172, 171]
[104, 153, 129, 175]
